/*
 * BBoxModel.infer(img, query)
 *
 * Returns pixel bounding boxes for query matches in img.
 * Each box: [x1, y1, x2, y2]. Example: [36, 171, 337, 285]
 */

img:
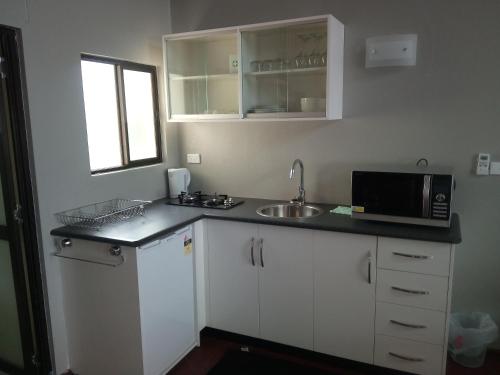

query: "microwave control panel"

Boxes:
[430, 175, 453, 220]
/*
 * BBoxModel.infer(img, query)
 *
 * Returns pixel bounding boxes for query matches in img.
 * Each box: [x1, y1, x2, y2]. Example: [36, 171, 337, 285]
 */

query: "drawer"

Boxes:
[376, 302, 446, 345]
[377, 270, 449, 311]
[375, 335, 443, 375]
[378, 237, 451, 276]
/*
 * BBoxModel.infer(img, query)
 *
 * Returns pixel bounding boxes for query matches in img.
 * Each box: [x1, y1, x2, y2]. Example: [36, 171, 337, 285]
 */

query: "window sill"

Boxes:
[90, 161, 164, 176]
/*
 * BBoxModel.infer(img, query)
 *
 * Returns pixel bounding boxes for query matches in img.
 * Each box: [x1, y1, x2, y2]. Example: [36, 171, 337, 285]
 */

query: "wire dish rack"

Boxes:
[55, 199, 151, 229]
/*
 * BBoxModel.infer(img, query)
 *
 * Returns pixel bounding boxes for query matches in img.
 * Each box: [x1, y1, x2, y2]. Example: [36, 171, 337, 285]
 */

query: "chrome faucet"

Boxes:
[289, 159, 305, 205]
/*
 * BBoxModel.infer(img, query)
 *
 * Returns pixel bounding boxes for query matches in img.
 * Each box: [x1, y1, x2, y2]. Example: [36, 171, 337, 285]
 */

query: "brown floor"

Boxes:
[169, 333, 500, 375]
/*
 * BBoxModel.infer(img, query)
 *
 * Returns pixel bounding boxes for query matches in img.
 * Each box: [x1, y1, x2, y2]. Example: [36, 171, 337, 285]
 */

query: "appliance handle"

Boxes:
[422, 174, 431, 218]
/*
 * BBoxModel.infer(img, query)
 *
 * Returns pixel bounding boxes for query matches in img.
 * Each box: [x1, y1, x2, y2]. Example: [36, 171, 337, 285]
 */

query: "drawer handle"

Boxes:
[393, 252, 432, 260]
[389, 352, 425, 362]
[390, 319, 427, 329]
[391, 286, 430, 295]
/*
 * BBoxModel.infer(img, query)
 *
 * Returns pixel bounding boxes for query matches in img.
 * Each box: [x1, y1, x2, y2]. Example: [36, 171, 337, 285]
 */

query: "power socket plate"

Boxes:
[187, 153, 201, 164]
[490, 162, 500, 175]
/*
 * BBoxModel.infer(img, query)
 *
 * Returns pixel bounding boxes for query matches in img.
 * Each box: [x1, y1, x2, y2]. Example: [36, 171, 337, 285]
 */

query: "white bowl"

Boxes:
[300, 97, 326, 113]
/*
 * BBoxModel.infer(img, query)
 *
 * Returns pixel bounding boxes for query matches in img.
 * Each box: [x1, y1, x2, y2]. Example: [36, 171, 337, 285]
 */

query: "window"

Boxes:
[80, 54, 162, 173]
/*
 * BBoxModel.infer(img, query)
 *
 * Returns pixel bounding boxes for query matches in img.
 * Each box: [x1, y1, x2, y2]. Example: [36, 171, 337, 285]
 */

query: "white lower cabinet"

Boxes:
[206, 220, 260, 337]
[374, 237, 454, 375]
[313, 231, 376, 364]
[258, 226, 314, 349]
[206, 221, 375, 357]
[207, 221, 314, 348]
[58, 218, 455, 375]
[59, 227, 196, 375]
[205, 222, 455, 375]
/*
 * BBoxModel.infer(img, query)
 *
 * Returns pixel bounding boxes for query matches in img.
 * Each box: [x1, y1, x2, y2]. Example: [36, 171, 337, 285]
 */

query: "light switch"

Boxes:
[476, 153, 490, 175]
[187, 153, 201, 164]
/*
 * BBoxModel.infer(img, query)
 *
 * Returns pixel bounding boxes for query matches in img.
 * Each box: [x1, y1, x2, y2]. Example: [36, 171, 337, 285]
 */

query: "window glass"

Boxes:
[123, 69, 158, 161]
[81, 60, 123, 171]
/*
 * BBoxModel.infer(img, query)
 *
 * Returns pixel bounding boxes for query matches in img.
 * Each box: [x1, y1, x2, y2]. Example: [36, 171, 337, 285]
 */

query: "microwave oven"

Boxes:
[351, 170, 454, 227]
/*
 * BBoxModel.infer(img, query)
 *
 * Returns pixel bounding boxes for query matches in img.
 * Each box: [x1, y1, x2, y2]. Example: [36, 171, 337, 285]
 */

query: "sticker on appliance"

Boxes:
[352, 206, 365, 213]
[184, 236, 192, 255]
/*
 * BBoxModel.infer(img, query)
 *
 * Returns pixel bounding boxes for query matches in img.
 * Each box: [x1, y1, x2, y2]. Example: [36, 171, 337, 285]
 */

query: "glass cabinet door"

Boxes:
[166, 31, 240, 119]
[241, 20, 328, 118]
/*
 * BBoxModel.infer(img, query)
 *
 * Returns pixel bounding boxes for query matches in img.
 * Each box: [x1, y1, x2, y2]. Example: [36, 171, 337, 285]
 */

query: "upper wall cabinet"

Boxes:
[163, 15, 344, 122]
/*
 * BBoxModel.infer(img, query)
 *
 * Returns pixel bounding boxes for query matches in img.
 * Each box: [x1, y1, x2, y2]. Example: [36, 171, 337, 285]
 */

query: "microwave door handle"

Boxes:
[422, 175, 431, 218]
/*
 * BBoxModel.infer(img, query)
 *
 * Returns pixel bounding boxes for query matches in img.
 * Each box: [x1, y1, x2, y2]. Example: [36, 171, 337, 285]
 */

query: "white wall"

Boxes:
[171, 0, 500, 348]
[1, 0, 176, 372]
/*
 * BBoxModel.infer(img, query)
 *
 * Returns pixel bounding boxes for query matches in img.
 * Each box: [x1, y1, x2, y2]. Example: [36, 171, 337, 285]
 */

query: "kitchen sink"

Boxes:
[256, 203, 323, 219]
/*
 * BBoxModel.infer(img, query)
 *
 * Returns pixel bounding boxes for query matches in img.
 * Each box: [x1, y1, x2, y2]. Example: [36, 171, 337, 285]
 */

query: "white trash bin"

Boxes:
[448, 312, 498, 368]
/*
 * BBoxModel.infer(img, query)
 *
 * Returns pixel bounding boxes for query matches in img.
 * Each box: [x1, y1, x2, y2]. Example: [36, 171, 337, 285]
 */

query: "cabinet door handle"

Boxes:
[367, 253, 372, 284]
[389, 352, 425, 362]
[393, 251, 432, 260]
[250, 237, 255, 266]
[391, 286, 430, 295]
[259, 238, 264, 268]
[390, 319, 427, 329]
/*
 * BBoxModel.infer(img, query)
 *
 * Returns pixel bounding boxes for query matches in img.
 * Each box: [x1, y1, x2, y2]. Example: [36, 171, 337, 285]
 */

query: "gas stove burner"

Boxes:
[168, 192, 244, 209]
[203, 194, 228, 207]
[178, 191, 202, 204]
[203, 199, 223, 207]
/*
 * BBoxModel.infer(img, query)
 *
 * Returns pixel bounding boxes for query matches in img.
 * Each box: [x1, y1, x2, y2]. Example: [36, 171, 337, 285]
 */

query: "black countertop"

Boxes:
[50, 197, 462, 247]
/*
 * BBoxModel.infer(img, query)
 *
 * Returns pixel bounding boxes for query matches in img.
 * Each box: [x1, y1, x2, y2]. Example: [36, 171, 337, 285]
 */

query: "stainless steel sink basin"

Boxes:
[256, 203, 323, 219]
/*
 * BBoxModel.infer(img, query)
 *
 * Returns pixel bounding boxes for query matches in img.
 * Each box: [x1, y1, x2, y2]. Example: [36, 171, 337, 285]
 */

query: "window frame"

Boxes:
[81, 54, 162, 174]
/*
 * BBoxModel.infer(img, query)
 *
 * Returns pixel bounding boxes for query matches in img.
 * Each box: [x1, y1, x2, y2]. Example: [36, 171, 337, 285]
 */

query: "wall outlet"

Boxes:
[187, 153, 201, 164]
[229, 54, 239, 73]
[490, 162, 500, 175]
[476, 153, 490, 175]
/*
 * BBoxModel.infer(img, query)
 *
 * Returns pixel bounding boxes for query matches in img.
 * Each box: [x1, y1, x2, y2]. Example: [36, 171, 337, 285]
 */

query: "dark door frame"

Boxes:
[0, 24, 52, 375]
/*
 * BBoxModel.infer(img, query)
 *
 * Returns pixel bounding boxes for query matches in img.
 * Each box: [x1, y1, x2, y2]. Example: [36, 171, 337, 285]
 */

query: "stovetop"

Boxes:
[166, 191, 244, 210]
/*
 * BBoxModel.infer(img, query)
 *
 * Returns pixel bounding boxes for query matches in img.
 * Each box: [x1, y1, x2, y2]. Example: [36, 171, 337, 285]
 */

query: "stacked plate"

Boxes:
[248, 105, 287, 113]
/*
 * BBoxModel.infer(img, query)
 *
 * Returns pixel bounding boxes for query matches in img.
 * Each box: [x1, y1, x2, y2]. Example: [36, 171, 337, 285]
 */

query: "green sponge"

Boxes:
[330, 206, 352, 215]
